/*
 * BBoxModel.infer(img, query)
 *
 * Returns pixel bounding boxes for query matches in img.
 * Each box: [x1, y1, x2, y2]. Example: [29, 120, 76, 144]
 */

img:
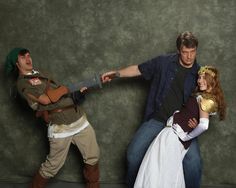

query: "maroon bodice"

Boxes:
[173, 96, 199, 148]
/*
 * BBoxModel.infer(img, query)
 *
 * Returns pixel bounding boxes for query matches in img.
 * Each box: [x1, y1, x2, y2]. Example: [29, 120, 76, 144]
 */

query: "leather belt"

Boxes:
[49, 105, 76, 114]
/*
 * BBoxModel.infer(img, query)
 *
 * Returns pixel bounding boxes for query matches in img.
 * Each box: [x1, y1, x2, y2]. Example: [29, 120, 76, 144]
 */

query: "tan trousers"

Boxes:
[39, 125, 100, 178]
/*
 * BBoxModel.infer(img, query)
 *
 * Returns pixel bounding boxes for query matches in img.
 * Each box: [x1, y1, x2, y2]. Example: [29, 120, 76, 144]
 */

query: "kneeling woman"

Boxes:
[134, 66, 226, 188]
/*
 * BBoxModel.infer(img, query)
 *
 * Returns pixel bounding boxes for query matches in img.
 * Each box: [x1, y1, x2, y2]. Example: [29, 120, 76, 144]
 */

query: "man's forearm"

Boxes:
[101, 65, 141, 82]
[38, 94, 52, 105]
[26, 93, 51, 105]
[118, 65, 141, 77]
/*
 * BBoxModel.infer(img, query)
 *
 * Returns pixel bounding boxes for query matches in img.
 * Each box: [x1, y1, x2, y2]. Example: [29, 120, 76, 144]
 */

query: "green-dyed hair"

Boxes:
[4, 48, 29, 75]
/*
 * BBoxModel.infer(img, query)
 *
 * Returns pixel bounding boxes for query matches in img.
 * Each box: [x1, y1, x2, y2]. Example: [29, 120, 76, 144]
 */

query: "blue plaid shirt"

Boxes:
[138, 53, 200, 121]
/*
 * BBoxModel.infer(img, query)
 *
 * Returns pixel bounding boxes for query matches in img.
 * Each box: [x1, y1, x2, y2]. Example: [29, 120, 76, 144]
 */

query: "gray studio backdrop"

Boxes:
[0, 0, 235, 186]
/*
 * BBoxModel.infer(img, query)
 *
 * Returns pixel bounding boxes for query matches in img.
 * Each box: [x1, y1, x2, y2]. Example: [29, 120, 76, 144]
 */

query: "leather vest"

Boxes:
[173, 96, 199, 149]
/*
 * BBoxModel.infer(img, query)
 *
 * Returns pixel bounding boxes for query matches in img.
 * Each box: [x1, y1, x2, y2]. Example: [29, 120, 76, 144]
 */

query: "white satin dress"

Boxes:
[134, 117, 188, 188]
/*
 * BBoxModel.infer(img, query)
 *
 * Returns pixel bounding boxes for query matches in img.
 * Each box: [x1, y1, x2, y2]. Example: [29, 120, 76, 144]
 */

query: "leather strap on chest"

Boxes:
[46, 83, 69, 103]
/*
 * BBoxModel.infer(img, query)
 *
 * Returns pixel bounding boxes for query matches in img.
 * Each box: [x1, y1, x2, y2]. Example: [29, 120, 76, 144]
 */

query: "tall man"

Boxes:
[4, 48, 100, 188]
[102, 31, 201, 188]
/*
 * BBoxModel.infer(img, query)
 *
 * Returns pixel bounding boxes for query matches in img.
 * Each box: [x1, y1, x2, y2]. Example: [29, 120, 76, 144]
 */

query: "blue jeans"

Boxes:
[126, 118, 202, 188]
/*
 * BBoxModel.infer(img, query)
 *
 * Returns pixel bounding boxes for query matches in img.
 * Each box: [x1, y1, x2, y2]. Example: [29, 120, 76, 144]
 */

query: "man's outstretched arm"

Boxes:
[101, 65, 141, 83]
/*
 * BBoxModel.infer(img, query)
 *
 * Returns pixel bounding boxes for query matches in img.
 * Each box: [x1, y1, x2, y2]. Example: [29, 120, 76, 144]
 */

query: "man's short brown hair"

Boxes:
[176, 31, 198, 51]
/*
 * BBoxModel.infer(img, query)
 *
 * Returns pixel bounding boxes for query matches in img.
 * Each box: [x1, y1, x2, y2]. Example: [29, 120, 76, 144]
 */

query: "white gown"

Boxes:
[134, 126, 188, 188]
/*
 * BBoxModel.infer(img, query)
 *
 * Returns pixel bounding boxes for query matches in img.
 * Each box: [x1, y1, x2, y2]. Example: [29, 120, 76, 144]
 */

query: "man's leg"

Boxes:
[73, 125, 100, 188]
[183, 138, 202, 188]
[40, 136, 72, 178]
[126, 119, 164, 188]
[30, 136, 72, 188]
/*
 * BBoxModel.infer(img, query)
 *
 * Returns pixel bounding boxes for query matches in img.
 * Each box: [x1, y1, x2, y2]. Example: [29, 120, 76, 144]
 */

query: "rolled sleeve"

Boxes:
[23, 85, 44, 98]
[17, 79, 45, 110]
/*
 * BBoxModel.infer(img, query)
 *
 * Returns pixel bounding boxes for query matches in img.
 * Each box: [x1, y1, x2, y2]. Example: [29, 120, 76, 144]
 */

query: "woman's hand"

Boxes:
[188, 118, 198, 128]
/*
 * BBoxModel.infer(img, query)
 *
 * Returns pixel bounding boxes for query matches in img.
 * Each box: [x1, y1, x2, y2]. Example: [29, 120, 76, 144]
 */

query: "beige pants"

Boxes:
[39, 125, 100, 178]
